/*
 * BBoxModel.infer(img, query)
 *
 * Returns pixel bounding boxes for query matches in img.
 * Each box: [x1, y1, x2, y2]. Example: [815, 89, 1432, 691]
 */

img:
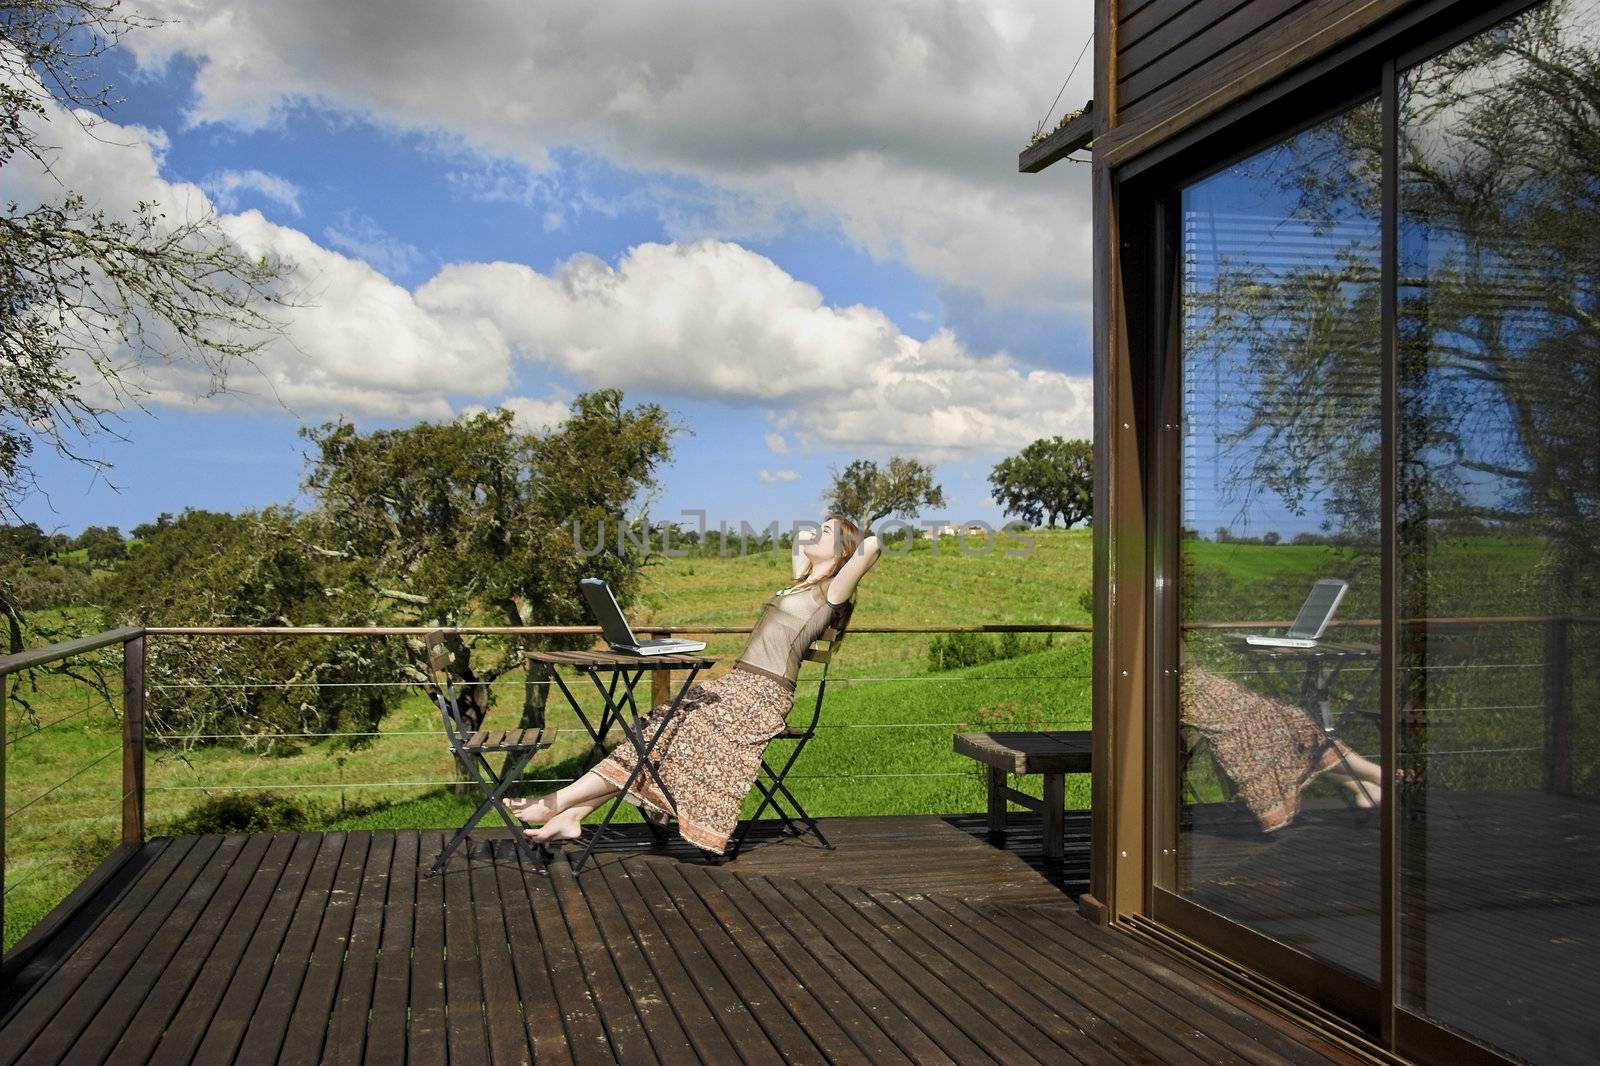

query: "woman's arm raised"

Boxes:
[825, 533, 882, 605]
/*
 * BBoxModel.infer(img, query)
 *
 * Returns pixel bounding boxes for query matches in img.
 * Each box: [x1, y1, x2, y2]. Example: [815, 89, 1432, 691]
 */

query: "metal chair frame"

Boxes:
[421, 630, 553, 877]
[727, 601, 854, 858]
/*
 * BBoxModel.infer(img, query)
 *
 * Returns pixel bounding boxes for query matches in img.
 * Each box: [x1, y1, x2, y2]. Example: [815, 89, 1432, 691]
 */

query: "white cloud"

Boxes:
[758, 468, 800, 483]
[764, 432, 789, 454]
[11, 64, 1088, 455]
[499, 393, 572, 435]
[415, 239, 1093, 455]
[201, 168, 302, 215]
[124, 0, 1095, 310]
[6, 91, 507, 420]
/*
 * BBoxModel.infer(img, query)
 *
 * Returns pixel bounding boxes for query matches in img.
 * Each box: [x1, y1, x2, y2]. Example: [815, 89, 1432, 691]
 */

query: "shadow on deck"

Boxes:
[0, 812, 1364, 1065]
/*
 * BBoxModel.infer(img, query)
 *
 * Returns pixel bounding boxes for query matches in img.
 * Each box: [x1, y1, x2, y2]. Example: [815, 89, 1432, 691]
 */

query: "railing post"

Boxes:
[651, 629, 672, 709]
[1543, 616, 1571, 795]
[122, 634, 146, 844]
[2, 667, 8, 948]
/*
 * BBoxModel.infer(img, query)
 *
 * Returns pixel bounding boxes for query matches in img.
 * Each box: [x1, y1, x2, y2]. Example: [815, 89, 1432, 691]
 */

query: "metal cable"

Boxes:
[145, 719, 1088, 742]
[142, 673, 1094, 690]
[5, 746, 122, 821]
[7, 704, 103, 744]
[145, 769, 986, 793]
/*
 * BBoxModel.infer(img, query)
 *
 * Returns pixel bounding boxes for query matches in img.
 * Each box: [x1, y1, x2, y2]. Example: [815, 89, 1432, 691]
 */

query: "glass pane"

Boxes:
[1398, 1, 1600, 1059]
[1175, 99, 1383, 982]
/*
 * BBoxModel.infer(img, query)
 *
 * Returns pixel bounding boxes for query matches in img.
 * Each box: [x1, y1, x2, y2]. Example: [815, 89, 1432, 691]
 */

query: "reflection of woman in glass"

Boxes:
[1183, 665, 1385, 832]
[510, 515, 882, 854]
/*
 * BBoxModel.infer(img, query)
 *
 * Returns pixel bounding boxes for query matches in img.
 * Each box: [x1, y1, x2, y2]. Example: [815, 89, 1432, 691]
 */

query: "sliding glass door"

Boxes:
[1156, 1, 1600, 1060]
[1396, 2, 1600, 1060]
[1168, 99, 1385, 989]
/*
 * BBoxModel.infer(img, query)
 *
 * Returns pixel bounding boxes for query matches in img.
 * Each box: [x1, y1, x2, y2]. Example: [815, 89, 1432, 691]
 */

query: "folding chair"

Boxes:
[421, 630, 554, 877]
[726, 600, 854, 858]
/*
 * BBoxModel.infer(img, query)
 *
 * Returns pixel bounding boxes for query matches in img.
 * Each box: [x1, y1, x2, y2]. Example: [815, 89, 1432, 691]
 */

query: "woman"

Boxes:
[1182, 664, 1385, 832]
[511, 515, 881, 854]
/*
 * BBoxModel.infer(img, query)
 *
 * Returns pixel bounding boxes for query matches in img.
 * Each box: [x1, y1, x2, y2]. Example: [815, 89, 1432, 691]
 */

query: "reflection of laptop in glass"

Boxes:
[1233, 579, 1348, 648]
[580, 578, 706, 656]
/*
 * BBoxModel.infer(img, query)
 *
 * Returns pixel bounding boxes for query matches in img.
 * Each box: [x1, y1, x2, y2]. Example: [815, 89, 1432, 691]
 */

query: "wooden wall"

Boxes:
[1100, 0, 1420, 165]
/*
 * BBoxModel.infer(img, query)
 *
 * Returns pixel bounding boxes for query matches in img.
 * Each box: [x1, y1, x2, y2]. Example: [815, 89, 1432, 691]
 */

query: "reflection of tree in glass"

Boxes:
[1183, 100, 1384, 544]
[1186, 0, 1600, 618]
[1398, 0, 1600, 615]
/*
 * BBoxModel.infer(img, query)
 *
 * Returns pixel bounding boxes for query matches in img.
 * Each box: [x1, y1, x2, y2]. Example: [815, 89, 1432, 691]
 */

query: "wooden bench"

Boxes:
[953, 731, 1091, 860]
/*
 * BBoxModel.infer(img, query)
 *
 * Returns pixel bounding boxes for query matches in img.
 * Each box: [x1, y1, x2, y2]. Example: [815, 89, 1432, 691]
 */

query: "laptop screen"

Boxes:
[580, 578, 638, 646]
[1289, 579, 1348, 639]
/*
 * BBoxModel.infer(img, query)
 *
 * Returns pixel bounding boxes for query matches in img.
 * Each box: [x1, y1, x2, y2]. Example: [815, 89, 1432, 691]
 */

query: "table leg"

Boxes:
[572, 666, 702, 873]
[548, 669, 607, 771]
[1042, 773, 1065, 861]
[987, 766, 1007, 834]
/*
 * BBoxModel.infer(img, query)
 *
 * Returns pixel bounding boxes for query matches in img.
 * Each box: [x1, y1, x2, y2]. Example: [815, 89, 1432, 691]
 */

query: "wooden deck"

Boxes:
[0, 813, 1366, 1065]
[1180, 790, 1600, 1062]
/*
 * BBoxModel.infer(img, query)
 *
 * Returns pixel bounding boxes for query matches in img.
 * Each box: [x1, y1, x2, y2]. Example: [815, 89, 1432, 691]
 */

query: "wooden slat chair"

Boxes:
[726, 600, 854, 859]
[421, 630, 554, 877]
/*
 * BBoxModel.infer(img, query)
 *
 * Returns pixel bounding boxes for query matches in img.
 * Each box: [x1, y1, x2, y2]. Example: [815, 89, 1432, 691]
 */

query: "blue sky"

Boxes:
[13, 2, 1096, 536]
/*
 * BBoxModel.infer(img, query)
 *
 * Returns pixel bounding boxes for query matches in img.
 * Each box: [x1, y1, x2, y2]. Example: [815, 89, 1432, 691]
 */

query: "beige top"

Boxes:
[733, 583, 842, 690]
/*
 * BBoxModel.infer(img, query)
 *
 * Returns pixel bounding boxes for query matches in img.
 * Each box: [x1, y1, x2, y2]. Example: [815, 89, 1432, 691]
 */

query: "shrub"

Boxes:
[155, 791, 313, 835]
[927, 630, 1054, 672]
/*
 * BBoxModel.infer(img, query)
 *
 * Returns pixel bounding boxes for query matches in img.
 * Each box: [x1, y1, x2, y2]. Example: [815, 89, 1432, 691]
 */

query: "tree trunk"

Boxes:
[519, 661, 550, 730]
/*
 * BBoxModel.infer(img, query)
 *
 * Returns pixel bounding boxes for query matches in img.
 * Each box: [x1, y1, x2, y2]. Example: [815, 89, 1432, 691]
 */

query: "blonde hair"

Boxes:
[785, 514, 865, 595]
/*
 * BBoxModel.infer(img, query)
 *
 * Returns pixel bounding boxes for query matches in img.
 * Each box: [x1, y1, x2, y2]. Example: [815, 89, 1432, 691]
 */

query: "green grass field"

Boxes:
[7, 527, 1589, 949]
[3, 530, 1094, 949]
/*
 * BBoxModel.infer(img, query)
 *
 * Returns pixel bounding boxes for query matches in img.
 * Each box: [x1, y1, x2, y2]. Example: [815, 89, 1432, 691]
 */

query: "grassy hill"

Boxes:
[8, 527, 1583, 948]
[3, 529, 1094, 948]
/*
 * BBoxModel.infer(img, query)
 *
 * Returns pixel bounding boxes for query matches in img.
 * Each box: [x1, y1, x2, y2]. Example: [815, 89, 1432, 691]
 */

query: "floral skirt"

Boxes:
[591, 667, 793, 853]
[1180, 665, 1339, 832]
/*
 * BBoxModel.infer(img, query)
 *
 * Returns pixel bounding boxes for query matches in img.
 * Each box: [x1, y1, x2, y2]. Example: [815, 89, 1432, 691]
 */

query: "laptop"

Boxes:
[1232, 578, 1348, 648]
[580, 578, 706, 656]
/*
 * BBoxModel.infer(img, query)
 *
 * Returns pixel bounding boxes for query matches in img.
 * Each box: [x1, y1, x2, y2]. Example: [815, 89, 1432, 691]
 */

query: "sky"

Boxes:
[9, 1, 1096, 537]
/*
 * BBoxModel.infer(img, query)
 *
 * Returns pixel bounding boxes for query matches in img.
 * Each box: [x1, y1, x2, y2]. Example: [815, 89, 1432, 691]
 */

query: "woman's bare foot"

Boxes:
[524, 811, 584, 844]
[1325, 771, 1380, 808]
[507, 796, 557, 827]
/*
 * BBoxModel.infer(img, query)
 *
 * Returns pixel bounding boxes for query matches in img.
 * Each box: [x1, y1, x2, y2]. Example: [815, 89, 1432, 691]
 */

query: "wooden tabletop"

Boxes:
[1229, 638, 1378, 659]
[525, 649, 716, 670]
[954, 731, 1092, 775]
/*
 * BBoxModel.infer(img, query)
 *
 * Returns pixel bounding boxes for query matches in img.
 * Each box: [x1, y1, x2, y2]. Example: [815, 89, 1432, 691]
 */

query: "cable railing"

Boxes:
[4, 612, 1587, 955]
[1, 619, 1095, 952]
[1, 627, 145, 961]
[1184, 613, 1590, 794]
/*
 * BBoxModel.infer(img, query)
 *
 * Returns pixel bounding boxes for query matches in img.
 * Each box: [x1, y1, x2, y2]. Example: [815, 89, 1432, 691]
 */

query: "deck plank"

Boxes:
[186, 832, 335, 1065]
[469, 840, 534, 1066]
[895, 889, 1227, 1065]
[364, 829, 419, 1066]
[851, 884, 1136, 1066]
[593, 862, 743, 1065]
[577, 856, 699, 1066]
[495, 845, 575, 1066]
[681, 864, 912, 1066]
[12, 835, 237, 1066]
[0, 834, 200, 1059]
[620, 858, 779, 1064]
[442, 837, 491, 1065]
[733, 871, 939, 1066]
[526, 857, 614, 1066]
[650, 862, 840, 1064]
[762, 874, 1001, 1065]
[326, 829, 396, 1066]
[407, 831, 449, 1066]
[233, 831, 355, 1063]
[1, 817, 1379, 1066]
[549, 857, 660, 1065]
[99, 833, 289, 1066]
[276, 829, 375, 1064]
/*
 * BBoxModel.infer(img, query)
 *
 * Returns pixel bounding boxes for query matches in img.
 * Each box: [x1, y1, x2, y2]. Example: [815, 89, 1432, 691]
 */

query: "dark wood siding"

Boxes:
[1116, 0, 1371, 129]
